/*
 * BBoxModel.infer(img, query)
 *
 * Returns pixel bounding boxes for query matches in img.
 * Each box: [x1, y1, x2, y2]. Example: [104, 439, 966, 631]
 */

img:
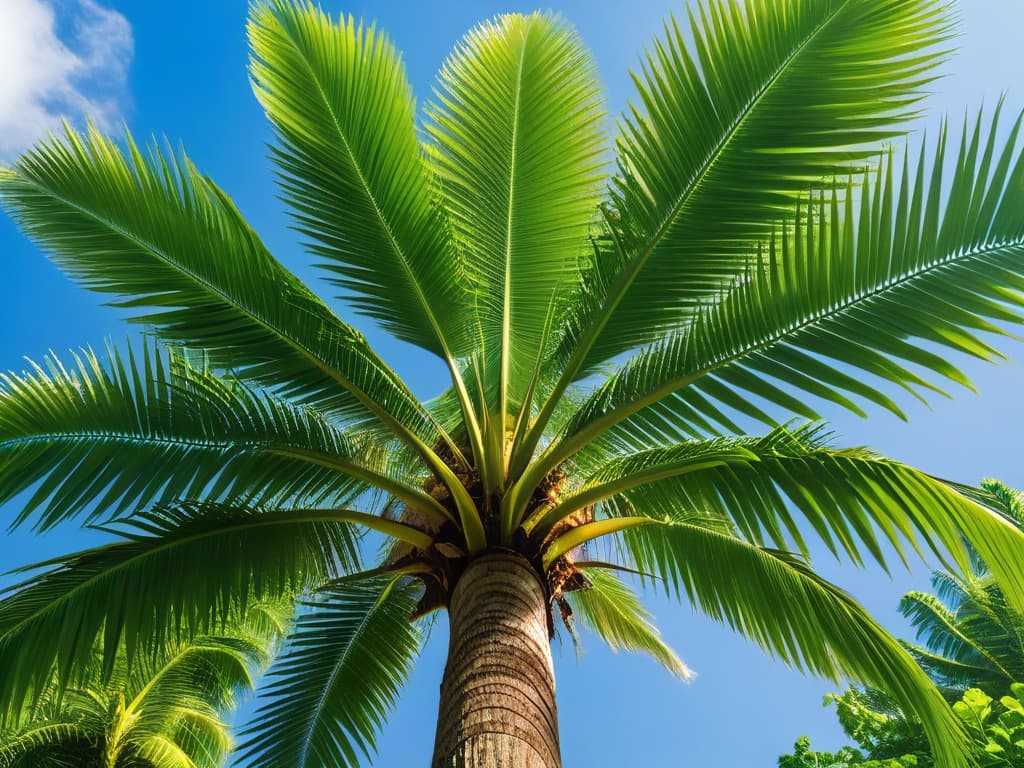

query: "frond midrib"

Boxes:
[544, 234, 1024, 475]
[10, 174, 431, 446]
[498, 27, 530, 429]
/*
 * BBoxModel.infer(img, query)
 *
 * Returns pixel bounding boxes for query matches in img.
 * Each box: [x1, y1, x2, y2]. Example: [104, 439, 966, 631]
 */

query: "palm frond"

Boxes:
[517, 0, 951, 467]
[522, 437, 758, 534]
[899, 592, 1013, 686]
[623, 517, 971, 768]
[0, 342, 447, 530]
[566, 567, 693, 681]
[248, 1, 469, 360]
[237, 575, 421, 768]
[563, 0, 950, 372]
[582, 428, 1024, 613]
[426, 12, 605, 427]
[544, 107, 1024, 472]
[0, 125, 444, 450]
[0, 722, 93, 767]
[0, 503, 356, 714]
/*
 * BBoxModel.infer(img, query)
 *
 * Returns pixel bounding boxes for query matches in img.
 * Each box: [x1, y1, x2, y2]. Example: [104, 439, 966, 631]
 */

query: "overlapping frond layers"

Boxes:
[0, 723, 93, 768]
[565, 567, 692, 681]
[248, 1, 469, 360]
[0, 343, 432, 530]
[558, 0, 950, 377]
[539, 108, 1024, 484]
[426, 12, 605, 421]
[901, 588, 1019, 695]
[564, 427, 1024, 607]
[238, 575, 420, 768]
[0, 126, 441, 448]
[1, 608, 282, 768]
[623, 519, 972, 768]
[0, 502, 357, 715]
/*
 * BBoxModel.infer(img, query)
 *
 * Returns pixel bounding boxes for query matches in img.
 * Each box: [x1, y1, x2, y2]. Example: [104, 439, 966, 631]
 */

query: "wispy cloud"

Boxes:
[0, 0, 133, 157]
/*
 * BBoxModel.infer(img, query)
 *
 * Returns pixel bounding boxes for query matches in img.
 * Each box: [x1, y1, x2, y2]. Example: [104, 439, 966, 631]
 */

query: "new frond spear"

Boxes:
[1, 1, 1023, 766]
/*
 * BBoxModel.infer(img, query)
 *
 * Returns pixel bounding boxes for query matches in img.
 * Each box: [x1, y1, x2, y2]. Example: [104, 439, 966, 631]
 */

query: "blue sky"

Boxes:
[1, 1, 1023, 765]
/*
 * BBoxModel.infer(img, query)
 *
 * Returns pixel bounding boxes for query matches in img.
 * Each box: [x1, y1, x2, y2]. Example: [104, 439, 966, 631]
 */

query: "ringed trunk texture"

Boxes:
[431, 552, 561, 768]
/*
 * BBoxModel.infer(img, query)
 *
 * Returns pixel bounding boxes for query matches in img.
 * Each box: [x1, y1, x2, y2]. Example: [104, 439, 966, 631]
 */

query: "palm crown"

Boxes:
[2, 0, 1024, 766]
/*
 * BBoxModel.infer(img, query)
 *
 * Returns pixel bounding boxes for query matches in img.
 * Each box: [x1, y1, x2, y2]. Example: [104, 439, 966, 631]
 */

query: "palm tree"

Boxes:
[902, 480, 1024, 699]
[0, 600, 286, 767]
[1, 0, 1024, 765]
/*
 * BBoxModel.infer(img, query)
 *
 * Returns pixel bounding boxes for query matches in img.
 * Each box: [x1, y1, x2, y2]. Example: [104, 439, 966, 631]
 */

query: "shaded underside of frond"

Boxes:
[0, 503, 356, 716]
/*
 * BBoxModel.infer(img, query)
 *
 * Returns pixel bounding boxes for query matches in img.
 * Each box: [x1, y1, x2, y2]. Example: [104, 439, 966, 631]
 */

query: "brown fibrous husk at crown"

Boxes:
[382, 448, 595, 625]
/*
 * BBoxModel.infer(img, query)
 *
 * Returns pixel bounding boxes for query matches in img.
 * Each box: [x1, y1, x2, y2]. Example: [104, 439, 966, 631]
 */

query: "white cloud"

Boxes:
[0, 0, 133, 157]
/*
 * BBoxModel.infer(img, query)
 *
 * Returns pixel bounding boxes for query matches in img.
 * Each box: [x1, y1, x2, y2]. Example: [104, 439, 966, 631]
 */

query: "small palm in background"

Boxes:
[902, 480, 1024, 699]
[0, 599, 287, 767]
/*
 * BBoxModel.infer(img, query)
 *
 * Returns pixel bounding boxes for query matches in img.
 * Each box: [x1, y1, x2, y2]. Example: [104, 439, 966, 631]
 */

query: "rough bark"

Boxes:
[431, 552, 561, 768]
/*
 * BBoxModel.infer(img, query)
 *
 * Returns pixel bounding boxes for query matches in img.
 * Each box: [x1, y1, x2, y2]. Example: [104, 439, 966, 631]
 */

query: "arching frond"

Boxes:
[623, 518, 972, 768]
[583, 429, 1024, 612]
[542, 107, 1024, 473]
[518, 0, 951, 467]
[561, 0, 949, 370]
[0, 342, 454, 531]
[0, 125, 445, 451]
[0, 723, 93, 767]
[0, 503, 356, 713]
[237, 575, 421, 768]
[566, 567, 693, 681]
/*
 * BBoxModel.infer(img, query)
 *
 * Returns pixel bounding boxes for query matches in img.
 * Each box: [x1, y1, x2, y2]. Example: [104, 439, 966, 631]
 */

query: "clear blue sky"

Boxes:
[1, 1, 1023, 765]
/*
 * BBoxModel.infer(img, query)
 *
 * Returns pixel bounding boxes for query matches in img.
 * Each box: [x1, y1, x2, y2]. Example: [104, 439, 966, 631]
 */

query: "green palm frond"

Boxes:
[0, 125, 446, 452]
[518, 0, 951, 466]
[248, 1, 470, 362]
[561, 0, 949, 372]
[623, 518, 971, 768]
[237, 575, 421, 768]
[0, 723, 93, 767]
[522, 437, 757, 535]
[426, 12, 605, 431]
[0, 342, 445, 530]
[0, 503, 355, 713]
[136, 733, 213, 768]
[981, 478, 1024, 524]
[565, 567, 693, 681]
[605, 429, 1024, 601]
[0, 606, 281, 768]
[899, 591, 1014, 690]
[541, 107, 1024, 474]
[898, 549, 1024, 696]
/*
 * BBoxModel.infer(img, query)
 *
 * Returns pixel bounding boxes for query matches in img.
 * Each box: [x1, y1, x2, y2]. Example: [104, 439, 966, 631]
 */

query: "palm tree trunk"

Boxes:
[431, 552, 561, 768]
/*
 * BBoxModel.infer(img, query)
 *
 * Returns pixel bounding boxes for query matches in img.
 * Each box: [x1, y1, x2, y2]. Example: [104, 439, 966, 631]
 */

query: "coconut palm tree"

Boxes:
[2, 0, 1024, 765]
[0, 600, 287, 767]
